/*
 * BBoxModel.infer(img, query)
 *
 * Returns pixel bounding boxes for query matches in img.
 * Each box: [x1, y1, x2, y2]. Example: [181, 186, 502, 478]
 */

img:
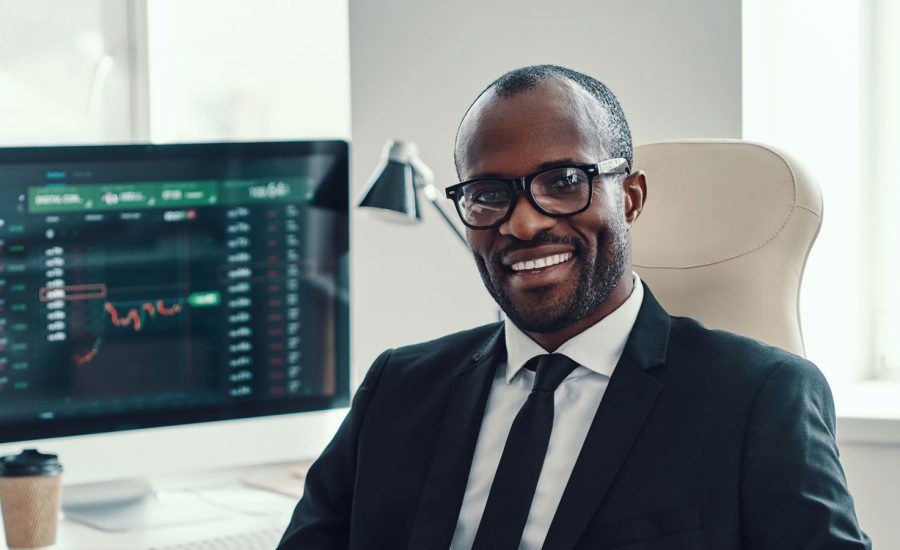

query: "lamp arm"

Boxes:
[411, 155, 502, 321]
[422, 182, 501, 321]
[421, 182, 468, 246]
[409, 156, 468, 247]
[406, 147, 501, 322]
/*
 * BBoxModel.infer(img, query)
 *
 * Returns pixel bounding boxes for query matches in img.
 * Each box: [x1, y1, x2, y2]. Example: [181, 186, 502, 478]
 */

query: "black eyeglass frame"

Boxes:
[444, 157, 630, 230]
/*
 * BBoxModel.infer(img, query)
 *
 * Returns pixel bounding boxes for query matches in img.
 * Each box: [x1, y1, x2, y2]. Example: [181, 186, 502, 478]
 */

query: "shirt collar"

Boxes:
[503, 272, 644, 383]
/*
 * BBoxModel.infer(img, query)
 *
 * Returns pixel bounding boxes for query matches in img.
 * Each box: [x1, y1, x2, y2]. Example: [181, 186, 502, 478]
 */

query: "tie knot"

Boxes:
[524, 353, 579, 392]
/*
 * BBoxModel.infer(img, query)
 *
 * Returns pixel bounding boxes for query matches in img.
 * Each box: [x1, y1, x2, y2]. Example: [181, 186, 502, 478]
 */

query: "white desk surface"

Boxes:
[0, 463, 302, 550]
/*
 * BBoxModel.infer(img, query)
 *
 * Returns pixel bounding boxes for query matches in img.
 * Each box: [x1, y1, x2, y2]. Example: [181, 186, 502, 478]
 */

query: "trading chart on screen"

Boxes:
[0, 143, 349, 440]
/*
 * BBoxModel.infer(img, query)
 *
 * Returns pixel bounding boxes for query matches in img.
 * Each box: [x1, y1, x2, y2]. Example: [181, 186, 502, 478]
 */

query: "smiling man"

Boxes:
[278, 65, 870, 550]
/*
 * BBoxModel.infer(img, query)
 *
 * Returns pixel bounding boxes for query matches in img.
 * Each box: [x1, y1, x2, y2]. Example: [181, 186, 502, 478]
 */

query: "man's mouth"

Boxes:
[509, 252, 573, 273]
[496, 244, 578, 291]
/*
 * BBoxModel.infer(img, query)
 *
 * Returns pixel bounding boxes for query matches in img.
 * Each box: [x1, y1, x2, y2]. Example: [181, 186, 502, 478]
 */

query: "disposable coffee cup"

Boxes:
[0, 449, 63, 549]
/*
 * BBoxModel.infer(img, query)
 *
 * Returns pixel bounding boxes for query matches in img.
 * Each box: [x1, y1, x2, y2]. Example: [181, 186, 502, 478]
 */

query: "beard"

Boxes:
[473, 215, 629, 333]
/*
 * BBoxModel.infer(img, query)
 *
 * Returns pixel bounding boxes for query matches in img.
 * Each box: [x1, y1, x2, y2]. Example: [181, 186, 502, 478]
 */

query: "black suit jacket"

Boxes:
[278, 283, 870, 549]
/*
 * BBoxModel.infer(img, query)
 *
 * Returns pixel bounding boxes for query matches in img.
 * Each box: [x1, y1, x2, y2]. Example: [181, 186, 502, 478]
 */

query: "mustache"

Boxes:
[491, 231, 584, 266]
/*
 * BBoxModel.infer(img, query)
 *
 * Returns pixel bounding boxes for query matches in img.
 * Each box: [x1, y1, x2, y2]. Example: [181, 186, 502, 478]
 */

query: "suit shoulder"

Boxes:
[666, 315, 821, 383]
[385, 322, 503, 371]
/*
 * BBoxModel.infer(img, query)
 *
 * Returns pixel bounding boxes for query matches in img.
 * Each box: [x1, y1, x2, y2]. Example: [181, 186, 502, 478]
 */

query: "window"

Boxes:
[0, 0, 134, 144]
[867, 0, 900, 380]
[146, 0, 350, 142]
[0, 0, 350, 144]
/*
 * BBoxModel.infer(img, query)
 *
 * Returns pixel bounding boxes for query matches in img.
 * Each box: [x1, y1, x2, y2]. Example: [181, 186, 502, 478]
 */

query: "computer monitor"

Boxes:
[0, 141, 350, 494]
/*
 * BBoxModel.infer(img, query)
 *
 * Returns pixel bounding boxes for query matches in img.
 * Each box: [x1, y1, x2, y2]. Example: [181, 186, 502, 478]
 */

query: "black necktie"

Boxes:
[471, 353, 580, 550]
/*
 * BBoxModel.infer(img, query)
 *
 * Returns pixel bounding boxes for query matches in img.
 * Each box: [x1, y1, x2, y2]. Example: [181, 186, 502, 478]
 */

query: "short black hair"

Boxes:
[454, 64, 633, 175]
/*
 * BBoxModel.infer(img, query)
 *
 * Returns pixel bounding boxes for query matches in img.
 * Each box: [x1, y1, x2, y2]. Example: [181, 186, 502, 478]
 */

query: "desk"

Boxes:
[0, 463, 301, 550]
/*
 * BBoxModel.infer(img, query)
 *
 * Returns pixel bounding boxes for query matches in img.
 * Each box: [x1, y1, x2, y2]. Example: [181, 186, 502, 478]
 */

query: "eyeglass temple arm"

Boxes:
[411, 157, 468, 246]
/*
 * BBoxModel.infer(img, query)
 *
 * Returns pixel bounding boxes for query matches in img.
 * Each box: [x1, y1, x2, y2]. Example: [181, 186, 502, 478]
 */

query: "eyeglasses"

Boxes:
[444, 157, 630, 230]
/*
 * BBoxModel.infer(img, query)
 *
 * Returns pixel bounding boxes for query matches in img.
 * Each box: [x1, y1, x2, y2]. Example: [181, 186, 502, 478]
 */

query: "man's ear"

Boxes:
[622, 170, 647, 228]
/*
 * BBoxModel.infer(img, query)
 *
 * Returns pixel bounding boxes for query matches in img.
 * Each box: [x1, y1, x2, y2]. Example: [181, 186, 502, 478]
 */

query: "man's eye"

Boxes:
[544, 174, 581, 192]
[550, 175, 578, 187]
[471, 189, 507, 204]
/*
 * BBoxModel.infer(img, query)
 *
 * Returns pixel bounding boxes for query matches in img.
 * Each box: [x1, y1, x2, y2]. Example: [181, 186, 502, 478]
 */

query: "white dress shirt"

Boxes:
[449, 273, 644, 550]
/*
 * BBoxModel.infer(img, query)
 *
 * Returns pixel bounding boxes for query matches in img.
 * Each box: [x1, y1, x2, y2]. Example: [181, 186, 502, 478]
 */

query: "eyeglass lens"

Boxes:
[457, 166, 591, 228]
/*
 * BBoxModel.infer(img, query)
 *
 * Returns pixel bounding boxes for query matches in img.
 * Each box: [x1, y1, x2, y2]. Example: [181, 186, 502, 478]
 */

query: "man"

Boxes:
[278, 65, 870, 549]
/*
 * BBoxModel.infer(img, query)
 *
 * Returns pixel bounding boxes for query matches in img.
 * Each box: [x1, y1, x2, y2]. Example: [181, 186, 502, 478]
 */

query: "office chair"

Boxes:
[631, 139, 823, 357]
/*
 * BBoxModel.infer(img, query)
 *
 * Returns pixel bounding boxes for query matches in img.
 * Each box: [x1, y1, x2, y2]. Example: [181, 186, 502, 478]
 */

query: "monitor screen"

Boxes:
[0, 141, 350, 444]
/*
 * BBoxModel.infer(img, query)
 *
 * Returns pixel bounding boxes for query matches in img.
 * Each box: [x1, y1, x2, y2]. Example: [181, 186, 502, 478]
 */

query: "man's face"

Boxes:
[456, 79, 631, 334]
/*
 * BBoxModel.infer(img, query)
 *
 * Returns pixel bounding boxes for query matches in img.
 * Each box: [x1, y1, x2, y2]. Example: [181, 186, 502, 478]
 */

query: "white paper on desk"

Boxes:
[64, 492, 228, 532]
[240, 461, 312, 499]
[188, 485, 295, 517]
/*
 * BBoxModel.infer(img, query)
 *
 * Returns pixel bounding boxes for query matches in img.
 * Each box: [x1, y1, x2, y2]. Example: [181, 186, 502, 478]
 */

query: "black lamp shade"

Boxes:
[358, 160, 421, 222]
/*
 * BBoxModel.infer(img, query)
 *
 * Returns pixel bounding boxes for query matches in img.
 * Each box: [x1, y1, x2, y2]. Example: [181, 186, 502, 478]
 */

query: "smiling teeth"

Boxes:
[511, 252, 573, 272]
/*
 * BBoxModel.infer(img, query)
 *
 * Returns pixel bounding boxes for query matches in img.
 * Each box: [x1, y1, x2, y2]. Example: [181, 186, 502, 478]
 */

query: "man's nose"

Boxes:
[498, 194, 556, 240]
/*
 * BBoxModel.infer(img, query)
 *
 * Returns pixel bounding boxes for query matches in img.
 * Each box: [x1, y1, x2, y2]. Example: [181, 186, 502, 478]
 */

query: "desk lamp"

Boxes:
[357, 140, 466, 246]
[358, 140, 503, 321]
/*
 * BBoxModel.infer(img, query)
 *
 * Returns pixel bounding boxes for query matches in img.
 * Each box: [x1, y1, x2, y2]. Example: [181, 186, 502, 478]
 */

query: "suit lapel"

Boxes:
[407, 323, 505, 550]
[542, 283, 671, 549]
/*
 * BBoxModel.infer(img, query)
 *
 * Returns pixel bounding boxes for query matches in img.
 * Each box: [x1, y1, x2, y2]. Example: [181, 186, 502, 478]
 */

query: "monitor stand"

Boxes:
[62, 478, 228, 532]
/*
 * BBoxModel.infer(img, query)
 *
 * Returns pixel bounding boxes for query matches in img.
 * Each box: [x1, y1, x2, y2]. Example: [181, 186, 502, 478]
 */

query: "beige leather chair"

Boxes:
[631, 139, 822, 357]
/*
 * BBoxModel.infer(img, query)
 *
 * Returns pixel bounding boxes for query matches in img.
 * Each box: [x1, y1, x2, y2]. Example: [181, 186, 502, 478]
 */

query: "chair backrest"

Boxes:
[631, 139, 822, 357]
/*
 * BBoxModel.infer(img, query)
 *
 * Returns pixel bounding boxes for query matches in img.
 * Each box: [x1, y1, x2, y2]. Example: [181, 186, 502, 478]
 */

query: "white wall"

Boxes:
[838, 420, 900, 548]
[349, 0, 742, 376]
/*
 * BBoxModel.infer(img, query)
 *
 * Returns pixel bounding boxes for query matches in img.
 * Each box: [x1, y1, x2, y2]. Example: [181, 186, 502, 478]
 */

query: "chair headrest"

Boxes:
[632, 139, 821, 269]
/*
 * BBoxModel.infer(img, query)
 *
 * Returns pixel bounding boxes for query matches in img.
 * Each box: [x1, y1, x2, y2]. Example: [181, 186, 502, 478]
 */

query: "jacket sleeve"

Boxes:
[740, 357, 871, 549]
[277, 349, 392, 550]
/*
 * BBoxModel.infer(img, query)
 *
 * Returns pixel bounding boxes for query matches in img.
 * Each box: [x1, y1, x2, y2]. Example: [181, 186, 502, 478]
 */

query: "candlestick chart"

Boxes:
[104, 299, 185, 332]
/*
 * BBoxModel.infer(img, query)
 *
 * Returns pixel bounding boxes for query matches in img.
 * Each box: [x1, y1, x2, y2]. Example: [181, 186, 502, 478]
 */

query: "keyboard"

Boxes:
[151, 526, 283, 550]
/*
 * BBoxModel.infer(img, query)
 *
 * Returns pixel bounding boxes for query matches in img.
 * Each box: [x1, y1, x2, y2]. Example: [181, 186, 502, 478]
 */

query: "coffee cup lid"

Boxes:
[0, 449, 63, 477]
